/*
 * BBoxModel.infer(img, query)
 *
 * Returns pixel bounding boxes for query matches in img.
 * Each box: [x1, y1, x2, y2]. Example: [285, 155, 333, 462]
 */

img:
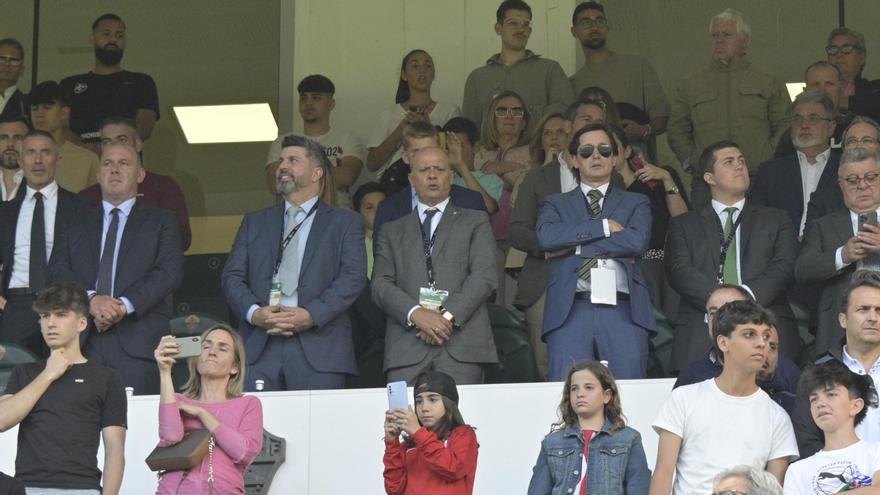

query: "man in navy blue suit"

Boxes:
[222, 134, 366, 391]
[537, 122, 655, 380]
[372, 122, 485, 241]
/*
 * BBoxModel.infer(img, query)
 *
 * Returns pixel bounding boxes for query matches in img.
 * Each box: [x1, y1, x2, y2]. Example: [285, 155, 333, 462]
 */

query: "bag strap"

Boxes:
[207, 435, 215, 495]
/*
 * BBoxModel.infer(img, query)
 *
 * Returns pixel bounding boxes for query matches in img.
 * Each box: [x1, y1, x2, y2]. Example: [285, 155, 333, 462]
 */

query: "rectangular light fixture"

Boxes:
[786, 82, 806, 101]
[173, 103, 278, 144]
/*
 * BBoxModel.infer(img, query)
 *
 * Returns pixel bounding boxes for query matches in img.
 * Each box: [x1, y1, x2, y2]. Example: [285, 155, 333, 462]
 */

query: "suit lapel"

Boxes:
[116, 201, 147, 268]
[700, 205, 722, 268]
[784, 156, 805, 209]
[739, 200, 756, 253]
[267, 203, 284, 269]
[601, 186, 623, 219]
[432, 203, 460, 256]
[300, 200, 329, 271]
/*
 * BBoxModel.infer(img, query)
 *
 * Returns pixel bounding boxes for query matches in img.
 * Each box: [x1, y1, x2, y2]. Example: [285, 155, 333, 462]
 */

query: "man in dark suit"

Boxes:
[0, 118, 27, 203]
[372, 147, 497, 384]
[222, 134, 366, 391]
[49, 142, 183, 394]
[0, 39, 27, 122]
[372, 122, 485, 241]
[751, 90, 840, 238]
[666, 140, 799, 371]
[537, 123, 655, 380]
[796, 147, 880, 354]
[0, 131, 87, 357]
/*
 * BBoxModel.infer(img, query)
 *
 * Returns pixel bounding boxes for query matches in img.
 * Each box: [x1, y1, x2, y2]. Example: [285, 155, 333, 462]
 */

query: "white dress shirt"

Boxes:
[796, 148, 830, 235]
[0, 85, 17, 115]
[9, 183, 58, 289]
[1, 168, 23, 202]
[842, 346, 880, 443]
[558, 155, 579, 193]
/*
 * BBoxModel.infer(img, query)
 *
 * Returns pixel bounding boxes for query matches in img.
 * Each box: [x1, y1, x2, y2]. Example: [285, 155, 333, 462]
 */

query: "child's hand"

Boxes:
[384, 410, 402, 441]
[393, 406, 422, 436]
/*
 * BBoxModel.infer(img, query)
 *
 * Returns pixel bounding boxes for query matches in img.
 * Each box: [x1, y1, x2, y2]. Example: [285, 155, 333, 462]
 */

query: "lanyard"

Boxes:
[421, 215, 439, 289]
[273, 203, 318, 275]
[716, 209, 744, 283]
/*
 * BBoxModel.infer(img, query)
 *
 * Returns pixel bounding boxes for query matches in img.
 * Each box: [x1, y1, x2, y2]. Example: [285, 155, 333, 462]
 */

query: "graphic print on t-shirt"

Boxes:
[811, 460, 873, 493]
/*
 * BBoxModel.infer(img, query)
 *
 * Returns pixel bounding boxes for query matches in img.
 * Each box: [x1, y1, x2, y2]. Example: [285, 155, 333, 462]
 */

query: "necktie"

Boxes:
[577, 190, 604, 281]
[722, 206, 739, 284]
[96, 208, 120, 296]
[579, 429, 596, 495]
[29, 192, 46, 291]
[280, 206, 304, 296]
[421, 208, 439, 252]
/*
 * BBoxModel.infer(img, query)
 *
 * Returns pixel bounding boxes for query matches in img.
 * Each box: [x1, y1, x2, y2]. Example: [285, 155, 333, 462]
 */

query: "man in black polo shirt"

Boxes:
[61, 13, 159, 153]
[0, 282, 126, 495]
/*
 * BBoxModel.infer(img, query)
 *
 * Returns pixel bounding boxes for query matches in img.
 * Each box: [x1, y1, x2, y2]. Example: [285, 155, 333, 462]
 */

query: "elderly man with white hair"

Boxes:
[713, 465, 782, 495]
[668, 8, 791, 209]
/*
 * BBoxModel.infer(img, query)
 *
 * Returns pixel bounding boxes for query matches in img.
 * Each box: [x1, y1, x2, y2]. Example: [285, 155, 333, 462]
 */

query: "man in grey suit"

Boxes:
[796, 147, 880, 354]
[665, 140, 799, 371]
[372, 147, 497, 384]
[222, 134, 366, 391]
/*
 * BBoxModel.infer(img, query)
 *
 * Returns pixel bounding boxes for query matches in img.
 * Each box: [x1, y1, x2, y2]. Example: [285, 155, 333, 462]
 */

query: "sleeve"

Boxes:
[2, 364, 26, 395]
[767, 76, 792, 138]
[664, 214, 717, 308]
[642, 59, 671, 118]
[667, 79, 696, 164]
[383, 439, 408, 495]
[341, 131, 366, 163]
[623, 430, 652, 495]
[212, 396, 264, 466]
[782, 461, 805, 495]
[769, 408, 799, 462]
[157, 401, 185, 446]
[526, 442, 552, 495]
[544, 62, 575, 116]
[411, 426, 478, 482]
[136, 74, 160, 118]
[265, 136, 283, 168]
[462, 72, 483, 130]
[221, 214, 263, 321]
[100, 369, 127, 429]
[508, 171, 542, 257]
[367, 107, 397, 149]
[652, 387, 686, 438]
[481, 174, 504, 202]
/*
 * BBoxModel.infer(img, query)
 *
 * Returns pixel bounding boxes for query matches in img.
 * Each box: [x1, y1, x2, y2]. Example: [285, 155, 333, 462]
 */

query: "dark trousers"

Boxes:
[246, 335, 347, 391]
[84, 328, 159, 394]
[546, 298, 649, 381]
[0, 294, 48, 359]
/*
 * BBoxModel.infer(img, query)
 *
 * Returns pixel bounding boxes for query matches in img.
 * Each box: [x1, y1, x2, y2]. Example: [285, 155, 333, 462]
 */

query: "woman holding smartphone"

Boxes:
[153, 325, 264, 495]
[366, 49, 460, 177]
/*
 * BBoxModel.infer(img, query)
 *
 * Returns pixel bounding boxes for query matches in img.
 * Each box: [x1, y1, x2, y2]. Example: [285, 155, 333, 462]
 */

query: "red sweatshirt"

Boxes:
[383, 425, 478, 495]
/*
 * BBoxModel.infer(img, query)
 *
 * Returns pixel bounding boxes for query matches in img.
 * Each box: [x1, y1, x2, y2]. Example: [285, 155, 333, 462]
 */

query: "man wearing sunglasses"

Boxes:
[797, 148, 880, 355]
[826, 27, 880, 123]
[536, 122, 654, 381]
[0, 38, 27, 122]
[665, 140, 799, 372]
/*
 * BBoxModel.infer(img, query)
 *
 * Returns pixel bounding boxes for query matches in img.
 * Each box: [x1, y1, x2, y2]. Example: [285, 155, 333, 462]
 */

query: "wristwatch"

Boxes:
[666, 185, 680, 195]
[440, 308, 456, 325]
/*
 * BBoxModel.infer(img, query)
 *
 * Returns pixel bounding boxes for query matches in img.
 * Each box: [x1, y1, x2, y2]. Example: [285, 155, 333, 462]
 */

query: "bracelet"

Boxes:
[643, 124, 652, 138]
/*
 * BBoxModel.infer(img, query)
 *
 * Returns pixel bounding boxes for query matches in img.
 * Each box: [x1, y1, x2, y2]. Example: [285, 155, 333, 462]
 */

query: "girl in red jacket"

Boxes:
[383, 370, 479, 495]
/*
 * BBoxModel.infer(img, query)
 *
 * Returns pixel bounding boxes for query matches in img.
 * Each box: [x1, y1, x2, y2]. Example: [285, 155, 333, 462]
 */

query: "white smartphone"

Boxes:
[386, 381, 408, 411]
[173, 336, 202, 359]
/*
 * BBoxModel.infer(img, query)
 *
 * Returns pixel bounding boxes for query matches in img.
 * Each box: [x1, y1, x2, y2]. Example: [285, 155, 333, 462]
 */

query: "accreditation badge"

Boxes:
[419, 287, 449, 311]
[590, 263, 617, 306]
[269, 273, 282, 306]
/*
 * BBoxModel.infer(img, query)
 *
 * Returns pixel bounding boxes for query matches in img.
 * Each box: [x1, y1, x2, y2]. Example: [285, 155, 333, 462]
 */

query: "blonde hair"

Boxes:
[480, 90, 530, 150]
[181, 324, 247, 400]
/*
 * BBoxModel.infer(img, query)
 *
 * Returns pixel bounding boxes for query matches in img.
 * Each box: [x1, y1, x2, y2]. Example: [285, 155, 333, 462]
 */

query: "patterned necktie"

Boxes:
[578, 189, 604, 281]
[280, 206, 304, 296]
[96, 208, 120, 296]
[29, 192, 47, 291]
[722, 206, 739, 284]
[421, 208, 438, 252]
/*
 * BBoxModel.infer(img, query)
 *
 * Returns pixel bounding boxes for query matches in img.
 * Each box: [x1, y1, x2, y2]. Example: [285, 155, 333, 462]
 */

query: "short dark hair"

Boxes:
[29, 81, 69, 107]
[712, 299, 775, 342]
[0, 38, 24, 60]
[572, 1, 605, 25]
[496, 0, 532, 23]
[568, 122, 619, 157]
[442, 117, 479, 147]
[799, 360, 875, 427]
[840, 269, 880, 314]
[33, 282, 89, 318]
[352, 182, 385, 213]
[23, 129, 56, 144]
[0, 116, 30, 130]
[402, 121, 440, 150]
[280, 134, 332, 176]
[564, 96, 605, 122]
[699, 140, 741, 175]
[99, 116, 137, 134]
[92, 13, 125, 31]
[297, 74, 335, 95]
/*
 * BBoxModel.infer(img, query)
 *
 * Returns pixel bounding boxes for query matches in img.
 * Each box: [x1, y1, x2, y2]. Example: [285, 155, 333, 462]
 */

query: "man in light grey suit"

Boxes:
[222, 134, 366, 391]
[372, 147, 498, 385]
[796, 147, 880, 354]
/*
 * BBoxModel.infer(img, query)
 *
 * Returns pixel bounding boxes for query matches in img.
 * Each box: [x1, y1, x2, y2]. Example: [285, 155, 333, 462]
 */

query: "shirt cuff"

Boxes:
[246, 304, 260, 325]
[119, 297, 135, 315]
[602, 219, 610, 237]
[835, 247, 850, 272]
[406, 305, 420, 326]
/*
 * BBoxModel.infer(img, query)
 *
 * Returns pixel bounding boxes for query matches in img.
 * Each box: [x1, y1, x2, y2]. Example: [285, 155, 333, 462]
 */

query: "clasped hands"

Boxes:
[90, 295, 127, 332]
[410, 307, 452, 346]
[253, 305, 314, 336]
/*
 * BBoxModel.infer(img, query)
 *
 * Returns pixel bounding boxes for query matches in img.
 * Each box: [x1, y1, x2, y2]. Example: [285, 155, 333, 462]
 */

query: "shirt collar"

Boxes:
[486, 50, 539, 66]
[579, 181, 610, 197]
[711, 197, 746, 216]
[417, 197, 450, 217]
[102, 196, 136, 218]
[285, 195, 319, 214]
[842, 345, 880, 373]
[0, 85, 17, 100]
[795, 147, 831, 165]
[26, 181, 58, 201]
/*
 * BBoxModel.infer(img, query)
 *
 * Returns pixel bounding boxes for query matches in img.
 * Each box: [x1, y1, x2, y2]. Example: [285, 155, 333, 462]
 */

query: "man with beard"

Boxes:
[60, 14, 159, 153]
[222, 135, 366, 391]
[0, 39, 28, 122]
[568, 2, 669, 148]
[0, 117, 28, 202]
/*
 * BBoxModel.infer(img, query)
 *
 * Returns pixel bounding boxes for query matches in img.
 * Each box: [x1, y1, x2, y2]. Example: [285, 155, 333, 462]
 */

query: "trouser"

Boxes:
[84, 328, 159, 395]
[246, 334, 347, 391]
[386, 346, 484, 386]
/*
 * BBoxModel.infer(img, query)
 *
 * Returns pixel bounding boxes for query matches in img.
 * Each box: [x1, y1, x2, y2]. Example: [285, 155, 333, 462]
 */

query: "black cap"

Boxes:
[29, 81, 69, 107]
[414, 370, 459, 404]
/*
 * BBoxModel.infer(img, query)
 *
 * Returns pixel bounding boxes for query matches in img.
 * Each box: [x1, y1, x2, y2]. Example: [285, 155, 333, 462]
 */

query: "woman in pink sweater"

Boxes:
[153, 324, 264, 494]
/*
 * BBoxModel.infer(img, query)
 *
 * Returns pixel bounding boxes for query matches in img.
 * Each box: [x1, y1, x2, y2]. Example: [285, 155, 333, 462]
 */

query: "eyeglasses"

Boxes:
[841, 172, 880, 188]
[495, 106, 525, 118]
[844, 136, 879, 148]
[712, 491, 748, 495]
[0, 56, 22, 67]
[577, 18, 608, 29]
[577, 143, 613, 158]
[825, 44, 861, 56]
[502, 19, 532, 30]
[789, 114, 832, 126]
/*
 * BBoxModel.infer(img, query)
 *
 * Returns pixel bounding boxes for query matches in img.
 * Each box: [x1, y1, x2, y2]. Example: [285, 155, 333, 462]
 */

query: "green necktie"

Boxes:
[722, 206, 739, 284]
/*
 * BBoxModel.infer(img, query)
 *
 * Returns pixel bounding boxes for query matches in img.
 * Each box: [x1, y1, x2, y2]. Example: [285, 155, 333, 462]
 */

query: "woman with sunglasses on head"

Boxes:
[366, 49, 460, 177]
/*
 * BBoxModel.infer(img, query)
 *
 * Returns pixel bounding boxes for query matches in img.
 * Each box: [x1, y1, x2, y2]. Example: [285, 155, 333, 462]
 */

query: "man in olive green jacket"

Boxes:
[668, 8, 790, 209]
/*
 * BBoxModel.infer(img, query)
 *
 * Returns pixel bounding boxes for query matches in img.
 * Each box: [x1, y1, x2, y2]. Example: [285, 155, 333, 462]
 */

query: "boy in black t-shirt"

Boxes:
[0, 282, 126, 494]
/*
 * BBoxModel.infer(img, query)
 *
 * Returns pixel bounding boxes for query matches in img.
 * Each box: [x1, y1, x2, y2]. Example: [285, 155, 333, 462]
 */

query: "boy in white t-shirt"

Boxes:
[784, 361, 880, 494]
[650, 300, 799, 495]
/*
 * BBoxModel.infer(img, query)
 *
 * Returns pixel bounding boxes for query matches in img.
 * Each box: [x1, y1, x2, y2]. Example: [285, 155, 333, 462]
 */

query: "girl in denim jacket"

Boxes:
[527, 361, 651, 495]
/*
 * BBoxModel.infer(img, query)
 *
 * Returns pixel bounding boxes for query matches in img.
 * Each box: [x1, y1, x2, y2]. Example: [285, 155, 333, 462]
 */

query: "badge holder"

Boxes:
[590, 260, 617, 306]
[419, 285, 449, 311]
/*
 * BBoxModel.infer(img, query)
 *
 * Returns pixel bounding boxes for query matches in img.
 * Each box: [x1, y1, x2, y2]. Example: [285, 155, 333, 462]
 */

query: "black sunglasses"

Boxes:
[578, 143, 613, 158]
